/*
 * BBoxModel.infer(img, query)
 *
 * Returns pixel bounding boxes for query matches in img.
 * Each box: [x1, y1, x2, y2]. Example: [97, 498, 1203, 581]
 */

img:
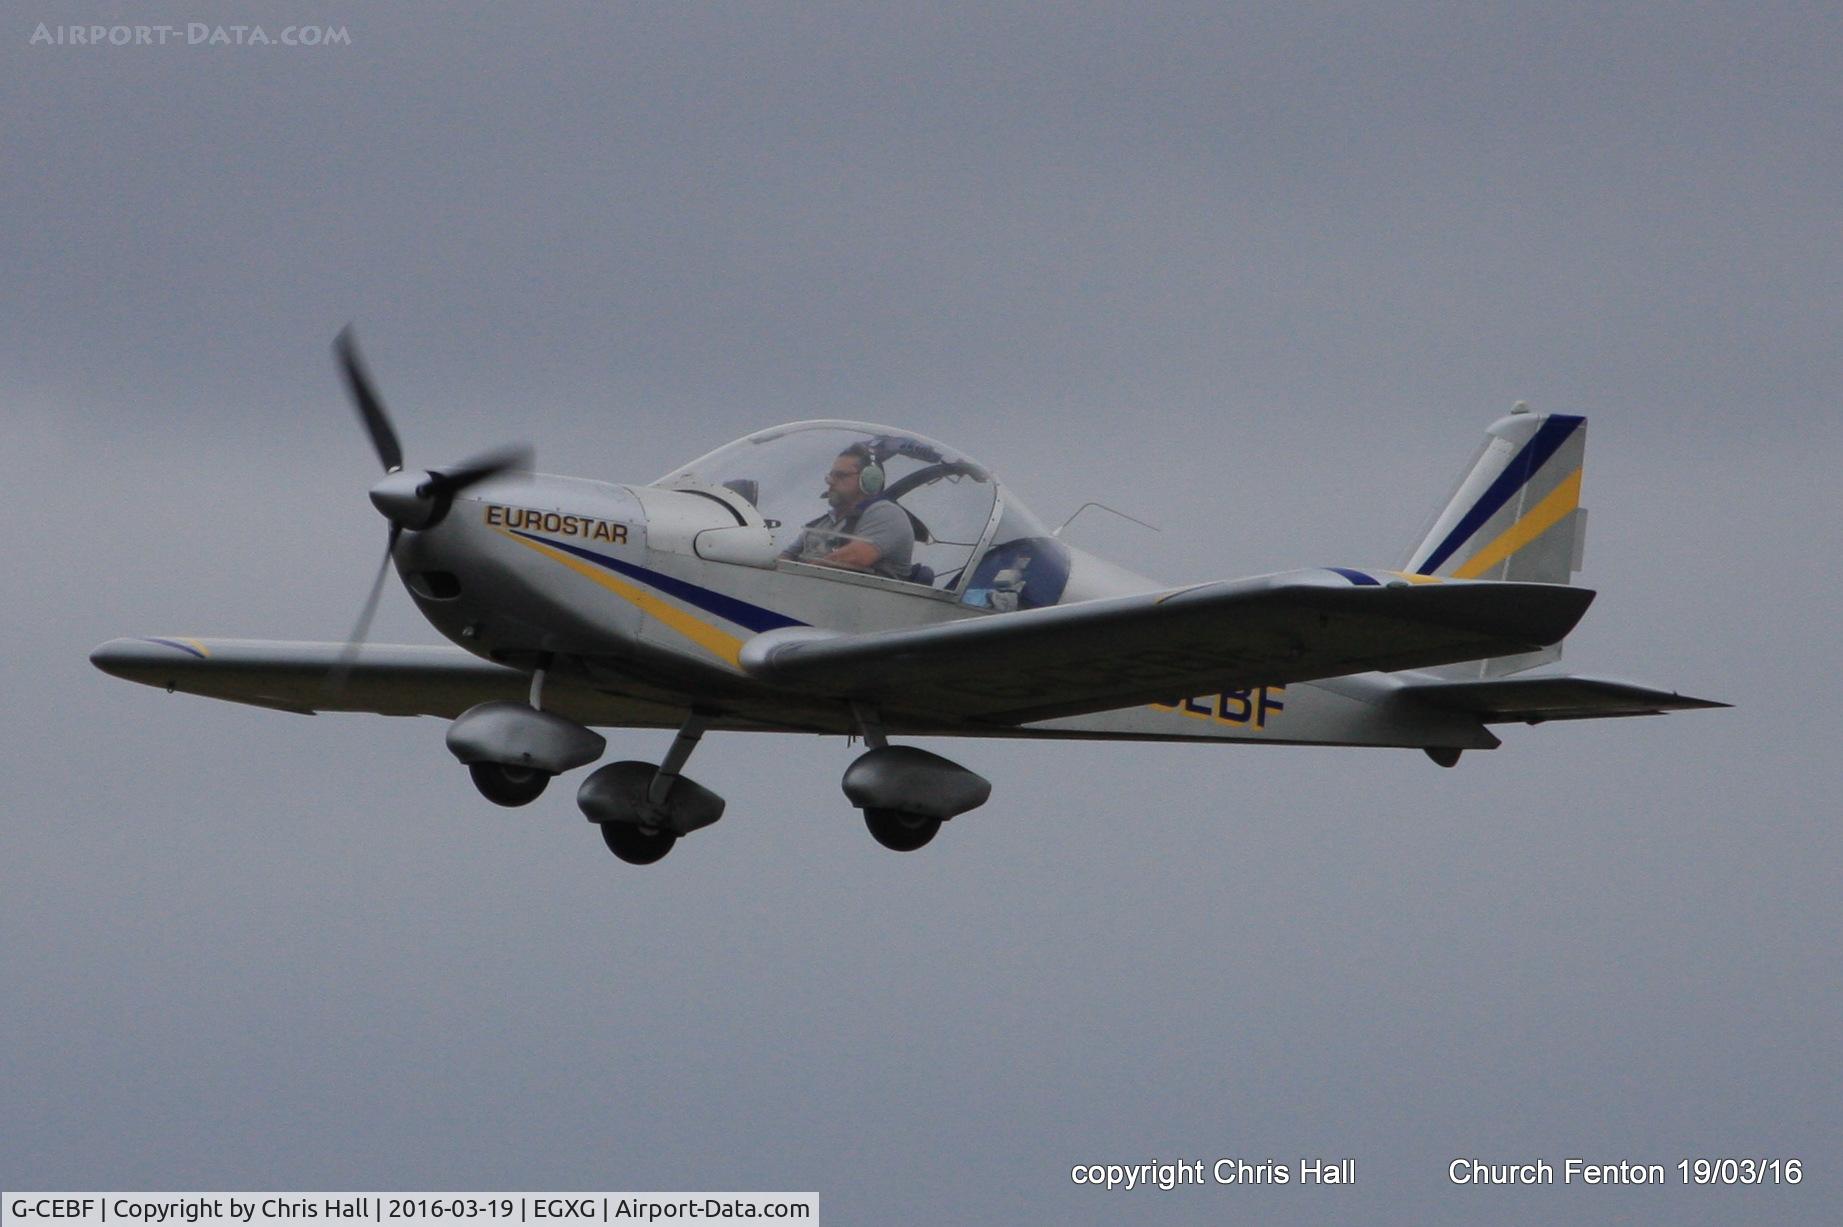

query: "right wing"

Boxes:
[741, 568, 1596, 725]
[88, 637, 686, 727]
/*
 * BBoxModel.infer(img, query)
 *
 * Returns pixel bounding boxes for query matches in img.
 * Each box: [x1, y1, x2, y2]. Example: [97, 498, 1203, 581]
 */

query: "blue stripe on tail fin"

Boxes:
[1403, 406, 1589, 677]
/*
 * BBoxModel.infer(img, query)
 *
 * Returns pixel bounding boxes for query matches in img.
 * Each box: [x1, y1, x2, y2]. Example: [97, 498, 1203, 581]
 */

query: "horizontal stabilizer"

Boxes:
[741, 569, 1595, 725]
[1400, 674, 1728, 724]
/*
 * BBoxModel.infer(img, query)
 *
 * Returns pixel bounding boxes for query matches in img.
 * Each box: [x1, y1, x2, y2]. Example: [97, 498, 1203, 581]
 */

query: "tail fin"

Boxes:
[1403, 405, 1588, 677]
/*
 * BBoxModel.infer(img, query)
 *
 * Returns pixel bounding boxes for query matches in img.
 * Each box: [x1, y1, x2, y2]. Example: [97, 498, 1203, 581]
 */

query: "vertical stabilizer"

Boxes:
[1404, 406, 1587, 677]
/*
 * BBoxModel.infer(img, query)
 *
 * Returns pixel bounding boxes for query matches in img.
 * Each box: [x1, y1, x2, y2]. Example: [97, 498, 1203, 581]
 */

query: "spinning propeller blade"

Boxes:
[335, 324, 404, 474]
[324, 327, 532, 697]
[428, 441, 535, 497]
[326, 524, 402, 698]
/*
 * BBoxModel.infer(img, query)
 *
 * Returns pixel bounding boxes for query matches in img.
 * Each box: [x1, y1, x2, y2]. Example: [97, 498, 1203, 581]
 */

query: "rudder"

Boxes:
[1405, 405, 1587, 584]
[1403, 405, 1587, 677]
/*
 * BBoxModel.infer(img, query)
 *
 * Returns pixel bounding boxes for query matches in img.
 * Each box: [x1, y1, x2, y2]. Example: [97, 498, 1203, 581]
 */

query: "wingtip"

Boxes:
[90, 637, 209, 681]
[91, 637, 163, 681]
[89, 638, 130, 674]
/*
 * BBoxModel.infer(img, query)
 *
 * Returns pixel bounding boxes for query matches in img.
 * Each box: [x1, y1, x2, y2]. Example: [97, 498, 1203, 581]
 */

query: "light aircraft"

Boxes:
[91, 330, 1725, 864]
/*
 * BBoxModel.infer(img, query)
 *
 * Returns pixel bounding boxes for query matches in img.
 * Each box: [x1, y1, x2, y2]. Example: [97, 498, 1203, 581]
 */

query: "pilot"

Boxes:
[785, 443, 916, 580]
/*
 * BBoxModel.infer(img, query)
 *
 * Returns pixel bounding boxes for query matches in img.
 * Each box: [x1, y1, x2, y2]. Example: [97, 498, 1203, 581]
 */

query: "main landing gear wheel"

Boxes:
[469, 761, 550, 807]
[600, 822, 678, 865]
[864, 808, 942, 852]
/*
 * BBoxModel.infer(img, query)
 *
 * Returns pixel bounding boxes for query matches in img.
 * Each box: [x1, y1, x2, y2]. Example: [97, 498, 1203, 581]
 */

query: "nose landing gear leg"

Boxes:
[578, 711, 726, 865]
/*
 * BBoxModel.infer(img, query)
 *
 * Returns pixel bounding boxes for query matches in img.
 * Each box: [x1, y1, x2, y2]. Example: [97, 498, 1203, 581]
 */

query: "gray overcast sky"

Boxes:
[5, 3, 1839, 1222]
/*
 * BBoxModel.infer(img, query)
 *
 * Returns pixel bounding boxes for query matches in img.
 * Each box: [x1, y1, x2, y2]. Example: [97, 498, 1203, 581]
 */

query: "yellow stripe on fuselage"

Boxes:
[501, 531, 745, 668]
[1453, 467, 1582, 580]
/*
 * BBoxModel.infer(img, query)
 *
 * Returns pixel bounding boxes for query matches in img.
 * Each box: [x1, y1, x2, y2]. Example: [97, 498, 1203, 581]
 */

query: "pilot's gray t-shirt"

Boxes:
[794, 499, 915, 580]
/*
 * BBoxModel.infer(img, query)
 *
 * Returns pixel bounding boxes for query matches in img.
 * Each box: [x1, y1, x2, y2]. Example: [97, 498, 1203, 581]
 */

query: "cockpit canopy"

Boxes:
[654, 420, 1071, 609]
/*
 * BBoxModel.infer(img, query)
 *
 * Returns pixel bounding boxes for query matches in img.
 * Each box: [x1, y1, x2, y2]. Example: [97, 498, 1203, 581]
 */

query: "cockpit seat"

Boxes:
[961, 536, 1071, 610]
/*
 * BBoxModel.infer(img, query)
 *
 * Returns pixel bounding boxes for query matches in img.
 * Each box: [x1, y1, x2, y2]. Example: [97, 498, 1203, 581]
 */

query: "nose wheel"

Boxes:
[578, 713, 723, 865]
[600, 822, 678, 865]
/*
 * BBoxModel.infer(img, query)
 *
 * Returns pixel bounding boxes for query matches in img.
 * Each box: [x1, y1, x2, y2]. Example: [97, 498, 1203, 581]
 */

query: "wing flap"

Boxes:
[741, 570, 1596, 724]
[1400, 674, 1729, 723]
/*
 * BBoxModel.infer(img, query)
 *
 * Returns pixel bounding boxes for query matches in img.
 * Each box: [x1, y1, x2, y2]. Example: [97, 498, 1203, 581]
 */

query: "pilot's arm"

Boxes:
[782, 520, 877, 570]
[783, 516, 837, 562]
[826, 501, 914, 575]
[821, 539, 882, 571]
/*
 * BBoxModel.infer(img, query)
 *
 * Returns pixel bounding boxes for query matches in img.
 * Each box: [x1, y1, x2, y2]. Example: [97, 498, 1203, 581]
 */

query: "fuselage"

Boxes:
[394, 472, 1496, 750]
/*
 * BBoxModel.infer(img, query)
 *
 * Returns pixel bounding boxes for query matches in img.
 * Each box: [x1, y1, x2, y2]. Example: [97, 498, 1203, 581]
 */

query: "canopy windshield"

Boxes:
[656, 421, 1058, 595]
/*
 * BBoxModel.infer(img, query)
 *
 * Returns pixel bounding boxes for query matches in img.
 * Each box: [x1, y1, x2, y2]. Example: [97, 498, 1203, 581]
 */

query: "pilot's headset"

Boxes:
[849, 443, 885, 497]
[858, 457, 885, 496]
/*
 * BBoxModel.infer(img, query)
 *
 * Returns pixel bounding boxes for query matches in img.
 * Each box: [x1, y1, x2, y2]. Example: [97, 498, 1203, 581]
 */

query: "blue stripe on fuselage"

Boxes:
[512, 531, 808, 633]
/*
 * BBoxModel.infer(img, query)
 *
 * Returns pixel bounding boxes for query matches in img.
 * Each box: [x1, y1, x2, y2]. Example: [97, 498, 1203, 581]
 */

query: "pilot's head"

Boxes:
[825, 444, 876, 511]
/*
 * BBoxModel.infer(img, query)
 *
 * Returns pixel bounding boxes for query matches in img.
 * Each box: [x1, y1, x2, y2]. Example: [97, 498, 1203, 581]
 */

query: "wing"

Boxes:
[1399, 674, 1729, 723]
[88, 637, 683, 727]
[740, 569, 1596, 724]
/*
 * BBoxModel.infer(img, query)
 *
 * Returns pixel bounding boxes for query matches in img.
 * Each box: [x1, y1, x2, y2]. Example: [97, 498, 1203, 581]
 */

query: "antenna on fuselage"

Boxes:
[1051, 502, 1162, 539]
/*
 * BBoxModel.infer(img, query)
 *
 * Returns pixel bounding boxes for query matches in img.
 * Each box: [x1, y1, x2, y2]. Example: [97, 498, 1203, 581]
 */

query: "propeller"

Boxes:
[325, 326, 532, 697]
[335, 325, 403, 474]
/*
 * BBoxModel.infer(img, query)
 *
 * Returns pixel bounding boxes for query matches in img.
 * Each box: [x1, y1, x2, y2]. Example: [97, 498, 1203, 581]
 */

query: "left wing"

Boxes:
[741, 569, 1595, 725]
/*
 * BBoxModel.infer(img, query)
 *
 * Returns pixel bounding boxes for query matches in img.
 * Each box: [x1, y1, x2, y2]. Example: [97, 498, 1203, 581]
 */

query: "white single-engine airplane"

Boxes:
[92, 330, 1724, 864]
